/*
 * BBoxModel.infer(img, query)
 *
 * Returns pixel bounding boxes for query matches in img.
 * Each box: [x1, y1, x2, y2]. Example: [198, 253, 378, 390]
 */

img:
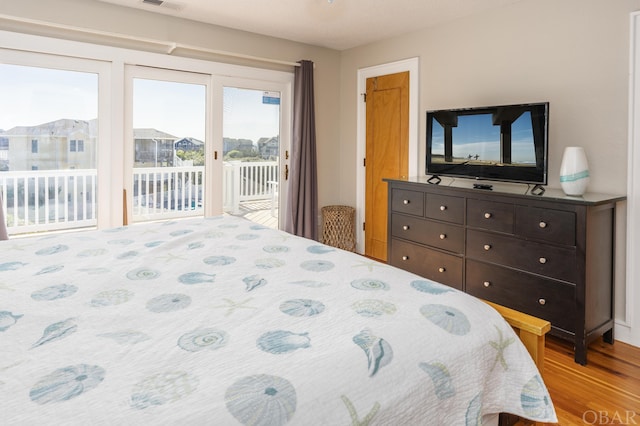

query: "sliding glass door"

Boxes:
[123, 69, 293, 227]
[125, 66, 209, 223]
[219, 78, 290, 229]
[1, 34, 294, 234]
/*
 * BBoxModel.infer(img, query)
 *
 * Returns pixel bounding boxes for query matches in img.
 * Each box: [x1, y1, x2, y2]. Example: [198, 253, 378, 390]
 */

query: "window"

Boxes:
[70, 139, 85, 152]
[0, 137, 8, 168]
[0, 58, 101, 235]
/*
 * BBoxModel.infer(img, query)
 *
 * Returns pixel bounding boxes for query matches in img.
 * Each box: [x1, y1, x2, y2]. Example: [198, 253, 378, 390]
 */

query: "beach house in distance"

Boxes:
[0, 118, 280, 171]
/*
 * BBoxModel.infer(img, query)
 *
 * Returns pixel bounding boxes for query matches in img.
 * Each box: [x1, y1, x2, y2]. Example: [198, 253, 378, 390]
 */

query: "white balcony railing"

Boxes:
[0, 161, 279, 236]
[131, 166, 205, 222]
[0, 169, 97, 234]
[223, 161, 279, 214]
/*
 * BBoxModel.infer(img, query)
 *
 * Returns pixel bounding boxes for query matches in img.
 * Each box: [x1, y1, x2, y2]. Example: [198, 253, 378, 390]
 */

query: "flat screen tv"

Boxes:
[426, 102, 549, 187]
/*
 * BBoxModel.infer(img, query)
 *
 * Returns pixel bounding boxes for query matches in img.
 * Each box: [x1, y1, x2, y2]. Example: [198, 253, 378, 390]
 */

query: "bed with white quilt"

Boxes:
[0, 215, 557, 425]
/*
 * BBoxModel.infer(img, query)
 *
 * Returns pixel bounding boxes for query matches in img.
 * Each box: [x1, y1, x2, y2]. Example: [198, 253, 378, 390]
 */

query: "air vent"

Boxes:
[140, 0, 184, 11]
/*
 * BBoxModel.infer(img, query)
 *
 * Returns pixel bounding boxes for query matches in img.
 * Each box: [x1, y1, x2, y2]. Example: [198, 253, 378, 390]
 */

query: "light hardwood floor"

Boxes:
[541, 336, 640, 425]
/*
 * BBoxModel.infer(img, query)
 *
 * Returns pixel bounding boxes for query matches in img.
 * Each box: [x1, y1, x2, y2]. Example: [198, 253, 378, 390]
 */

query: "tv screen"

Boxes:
[426, 102, 549, 185]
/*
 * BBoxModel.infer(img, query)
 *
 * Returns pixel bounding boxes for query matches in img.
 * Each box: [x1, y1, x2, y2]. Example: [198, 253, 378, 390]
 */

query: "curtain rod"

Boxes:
[0, 14, 301, 67]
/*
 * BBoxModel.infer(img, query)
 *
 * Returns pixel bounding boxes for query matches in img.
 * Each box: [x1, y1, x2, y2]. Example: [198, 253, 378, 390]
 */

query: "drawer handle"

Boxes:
[402, 255, 409, 261]
[483, 281, 491, 288]
[539, 257, 547, 264]
[484, 212, 492, 219]
[438, 267, 446, 273]
[440, 205, 447, 211]
[439, 233, 446, 240]
[483, 244, 492, 251]
[402, 225, 410, 231]
[403, 199, 410, 205]
[539, 221, 547, 228]
[538, 298, 546, 306]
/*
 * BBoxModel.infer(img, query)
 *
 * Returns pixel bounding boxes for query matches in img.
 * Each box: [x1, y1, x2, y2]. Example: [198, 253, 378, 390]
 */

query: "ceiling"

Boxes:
[97, 0, 523, 50]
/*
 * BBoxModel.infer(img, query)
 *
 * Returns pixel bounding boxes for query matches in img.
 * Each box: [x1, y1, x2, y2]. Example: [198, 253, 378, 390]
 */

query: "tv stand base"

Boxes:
[531, 184, 546, 195]
[427, 175, 441, 185]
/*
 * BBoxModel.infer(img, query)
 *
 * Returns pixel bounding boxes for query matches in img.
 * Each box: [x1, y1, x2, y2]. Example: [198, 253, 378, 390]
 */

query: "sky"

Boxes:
[0, 63, 280, 144]
[0, 64, 98, 130]
[430, 112, 537, 164]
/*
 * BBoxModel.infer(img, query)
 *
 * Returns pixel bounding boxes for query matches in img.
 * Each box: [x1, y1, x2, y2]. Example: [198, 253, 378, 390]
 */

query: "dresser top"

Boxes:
[384, 176, 627, 206]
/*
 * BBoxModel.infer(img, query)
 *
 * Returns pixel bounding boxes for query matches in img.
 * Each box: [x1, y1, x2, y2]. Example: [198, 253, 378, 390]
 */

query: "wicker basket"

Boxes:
[321, 205, 356, 252]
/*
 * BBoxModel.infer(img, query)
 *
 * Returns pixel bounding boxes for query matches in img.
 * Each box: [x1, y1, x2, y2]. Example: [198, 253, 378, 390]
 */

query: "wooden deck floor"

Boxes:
[230, 200, 278, 229]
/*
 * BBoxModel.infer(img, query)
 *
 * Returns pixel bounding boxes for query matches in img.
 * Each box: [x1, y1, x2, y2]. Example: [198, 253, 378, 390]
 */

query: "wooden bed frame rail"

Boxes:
[484, 300, 551, 373]
[484, 300, 553, 426]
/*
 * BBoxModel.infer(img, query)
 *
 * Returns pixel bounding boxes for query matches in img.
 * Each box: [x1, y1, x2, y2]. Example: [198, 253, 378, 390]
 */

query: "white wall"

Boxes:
[339, 0, 640, 347]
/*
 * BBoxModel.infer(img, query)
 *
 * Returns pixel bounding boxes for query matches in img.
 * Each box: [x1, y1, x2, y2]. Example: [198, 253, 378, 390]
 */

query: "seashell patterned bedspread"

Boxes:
[0, 215, 557, 425]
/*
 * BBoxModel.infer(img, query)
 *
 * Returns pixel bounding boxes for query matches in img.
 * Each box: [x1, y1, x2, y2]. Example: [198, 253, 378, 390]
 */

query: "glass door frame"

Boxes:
[213, 75, 292, 229]
[0, 48, 113, 231]
[124, 65, 213, 223]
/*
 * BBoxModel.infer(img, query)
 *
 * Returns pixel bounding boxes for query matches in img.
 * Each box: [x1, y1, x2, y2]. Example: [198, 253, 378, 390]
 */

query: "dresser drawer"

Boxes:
[425, 194, 464, 224]
[391, 189, 424, 216]
[467, 199, 514, 233]
[389, 239, 463, 290]
[391, 214, 464, 253]
[466, 229, 577, 283]
[466, 260, 576, 333]
[515, 206, 576, 246]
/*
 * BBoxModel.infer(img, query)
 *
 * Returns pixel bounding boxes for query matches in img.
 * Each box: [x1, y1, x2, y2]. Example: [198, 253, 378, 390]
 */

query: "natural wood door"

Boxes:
[365, 72, 409, 261]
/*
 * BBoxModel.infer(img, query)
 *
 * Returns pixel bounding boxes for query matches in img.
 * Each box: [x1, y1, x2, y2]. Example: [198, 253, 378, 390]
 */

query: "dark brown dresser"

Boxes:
[385, 177, 626, 364]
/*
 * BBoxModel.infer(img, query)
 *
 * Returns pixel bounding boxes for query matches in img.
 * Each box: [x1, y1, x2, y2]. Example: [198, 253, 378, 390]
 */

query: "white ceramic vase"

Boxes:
[559, 146, 589, 196]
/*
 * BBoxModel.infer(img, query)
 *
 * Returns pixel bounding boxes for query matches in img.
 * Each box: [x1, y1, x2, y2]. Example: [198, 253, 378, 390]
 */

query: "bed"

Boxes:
[0, 215, 557, 425]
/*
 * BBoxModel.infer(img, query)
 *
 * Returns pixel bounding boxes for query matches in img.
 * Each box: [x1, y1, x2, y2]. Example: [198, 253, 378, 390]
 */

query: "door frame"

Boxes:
[124, 65, 212, 222]
[356, 57, 419, 254]
[213, 75, 293, 229]
[621, 11, 640, 347]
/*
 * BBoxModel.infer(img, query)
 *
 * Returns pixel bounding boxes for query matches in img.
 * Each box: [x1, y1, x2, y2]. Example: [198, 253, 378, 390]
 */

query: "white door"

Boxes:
[215, 77, 291, 229]
[124, 66, 211, 223]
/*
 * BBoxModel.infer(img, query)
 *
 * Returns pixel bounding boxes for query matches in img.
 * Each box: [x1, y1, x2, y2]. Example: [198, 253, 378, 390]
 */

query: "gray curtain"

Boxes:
[284, 60, 318, 240]
[0, 192, 8, 240]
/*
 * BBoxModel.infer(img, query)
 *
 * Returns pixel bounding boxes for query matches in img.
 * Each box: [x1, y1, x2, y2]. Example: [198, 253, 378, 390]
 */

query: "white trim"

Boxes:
[0, 14, 301, 67]
[618, 12, 640, 347]
[356, 58, 419, 254]
[0, 30, 294, 83]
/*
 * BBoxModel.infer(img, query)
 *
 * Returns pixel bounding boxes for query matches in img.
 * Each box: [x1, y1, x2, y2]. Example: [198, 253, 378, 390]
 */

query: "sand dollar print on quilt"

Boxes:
[225, 374, 297, 426]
